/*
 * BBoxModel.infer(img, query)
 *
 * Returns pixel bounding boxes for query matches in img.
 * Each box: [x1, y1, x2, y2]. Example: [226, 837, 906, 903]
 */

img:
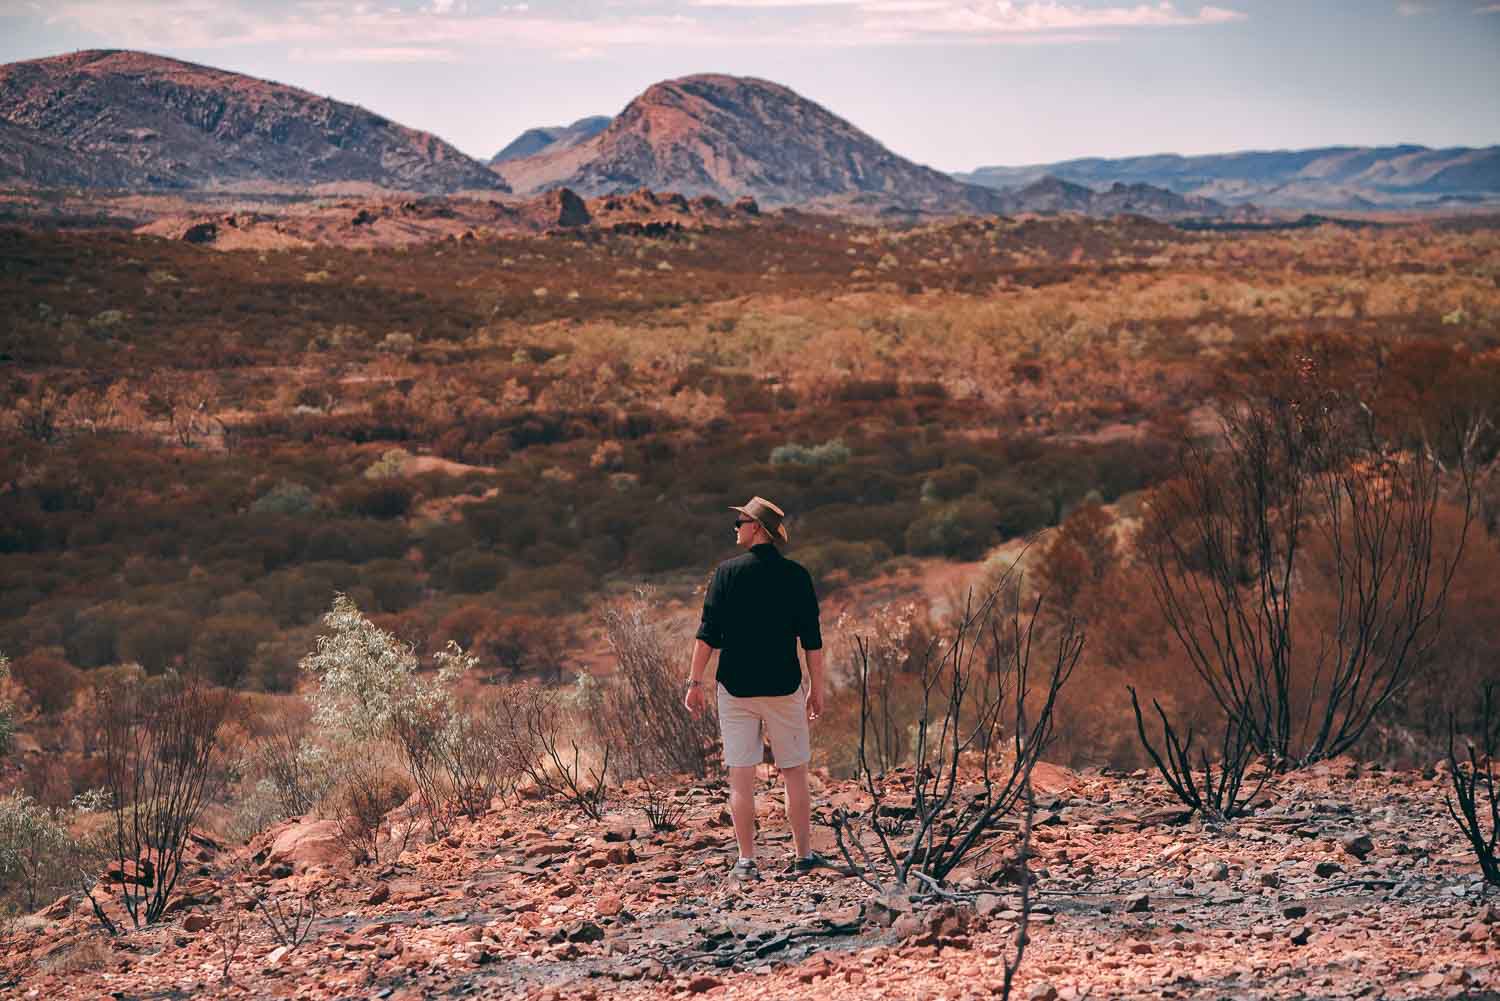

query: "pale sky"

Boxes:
[1, 0, 1497, 172]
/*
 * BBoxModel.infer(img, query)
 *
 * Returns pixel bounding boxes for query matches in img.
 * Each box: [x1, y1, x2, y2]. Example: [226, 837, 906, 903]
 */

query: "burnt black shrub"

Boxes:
[190, 613, 275, 687]
[363, 559, 424, 612]
[116, 608, 195, 673]
[922, 463, 981, 502]
[980, 480, 1054, 539]
[445, 552, 507, 594]
[904, 498, 999, 560]
[303, 519, 407, 563]
[335, 480, 415, 520]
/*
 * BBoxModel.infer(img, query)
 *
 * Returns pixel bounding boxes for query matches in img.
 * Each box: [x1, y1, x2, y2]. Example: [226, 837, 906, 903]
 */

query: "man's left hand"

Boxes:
[806, 685, 823, 722]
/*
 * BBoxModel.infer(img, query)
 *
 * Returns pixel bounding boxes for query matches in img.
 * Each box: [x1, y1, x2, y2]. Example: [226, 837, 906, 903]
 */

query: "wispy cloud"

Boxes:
[857, 1, 1244, 41]
[290, 45, 459, 61]
[39, 0, 1246, 52]
[1396, 1, 1430, 15]
[1477, 2, 1500, 12]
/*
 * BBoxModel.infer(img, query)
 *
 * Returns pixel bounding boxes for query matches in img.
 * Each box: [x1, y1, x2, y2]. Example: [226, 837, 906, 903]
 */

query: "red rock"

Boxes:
[38, 895, 71, 919]
[103, 857, 155, 887]
[367, 882, 390, 905]
[688, 975, 722, 993]
[267, 819, 345, 871]
[1128, 942, 1154, 955]
[596, 893, 623, 917]
[1461, 922, 1491, 943]
[183, 913, 213, 933]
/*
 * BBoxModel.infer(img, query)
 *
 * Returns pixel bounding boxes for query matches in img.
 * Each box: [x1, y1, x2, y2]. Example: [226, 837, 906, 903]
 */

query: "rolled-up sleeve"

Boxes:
[695, 567, 727, 649]
[795, 568, 822, 651]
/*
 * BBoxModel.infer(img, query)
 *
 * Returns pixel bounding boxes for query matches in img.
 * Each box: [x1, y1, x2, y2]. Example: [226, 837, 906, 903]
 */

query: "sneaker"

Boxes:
[791, 851, 834, 873]
[730, 858, 760, 880]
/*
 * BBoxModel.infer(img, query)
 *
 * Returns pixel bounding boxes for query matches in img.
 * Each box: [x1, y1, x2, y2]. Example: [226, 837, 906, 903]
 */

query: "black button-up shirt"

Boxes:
[696, 543, 822, 697]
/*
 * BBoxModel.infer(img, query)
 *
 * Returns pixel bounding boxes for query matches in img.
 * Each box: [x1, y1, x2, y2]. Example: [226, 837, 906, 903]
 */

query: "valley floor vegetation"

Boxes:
[2, 210, 1500, 948]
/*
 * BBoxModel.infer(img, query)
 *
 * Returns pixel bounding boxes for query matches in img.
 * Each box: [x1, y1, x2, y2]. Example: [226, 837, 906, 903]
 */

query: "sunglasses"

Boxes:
[733, 518, 755, 529]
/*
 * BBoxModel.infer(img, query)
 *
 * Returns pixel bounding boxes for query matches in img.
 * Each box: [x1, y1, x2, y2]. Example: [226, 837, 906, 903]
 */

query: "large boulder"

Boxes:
[266, 818, 346, 871]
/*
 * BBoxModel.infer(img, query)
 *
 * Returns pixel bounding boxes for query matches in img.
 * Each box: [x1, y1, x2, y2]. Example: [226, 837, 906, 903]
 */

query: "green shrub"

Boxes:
[249, 481, 318, 517]
[190, 614, 276, 687]
[770, 439, 851, 468]
[335, 480, 414, 520]
[304, 520, 407, 563]
[445, 552, 507, 594]
[796, 539, 893, 590]
[116, 609, 194, 673]
[904, 499, 999, 560]
[921, 463, 981, 502]
[64, 605, 122, 668]
[364, 559, 424, 611]
[981, 480, 1054, 539]
[8, 649, 80, 714]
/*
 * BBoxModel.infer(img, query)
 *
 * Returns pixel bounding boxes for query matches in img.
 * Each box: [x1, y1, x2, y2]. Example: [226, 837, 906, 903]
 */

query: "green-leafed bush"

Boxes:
[770, 439, 851, 468]
[921, 463, 981, 502]
[981, 480, 1055, 539]
[796, 539, 893, 590]
[336, 480, 414, 520]
[116, 609, 194, 673]
[190, 614, 277, 687]
[364, 559, 424, 612]
[445, 552, 507, 594]
[904, 499, 999, 560]
[249, 481, 318, 517]
[304, 520, 407, 564]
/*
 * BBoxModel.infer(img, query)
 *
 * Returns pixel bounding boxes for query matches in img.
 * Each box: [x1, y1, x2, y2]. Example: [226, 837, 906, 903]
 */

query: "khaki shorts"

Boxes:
[716, 683, 811, 769]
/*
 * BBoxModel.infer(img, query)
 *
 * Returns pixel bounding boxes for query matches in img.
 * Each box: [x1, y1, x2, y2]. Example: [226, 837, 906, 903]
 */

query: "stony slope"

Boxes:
[491, 115, 611, 165]
[497, 74, 1008, 214]
[2, 760, 1492, 999]
[0, 50, 507, 194]
[959, 145, 1500, 210]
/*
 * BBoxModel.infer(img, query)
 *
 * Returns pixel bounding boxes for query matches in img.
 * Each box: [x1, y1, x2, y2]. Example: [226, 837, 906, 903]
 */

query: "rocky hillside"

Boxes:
[0, 50, 507, 194]
[2, 760, 1493, 999]
[959, 145, 1500, 211]
[491, 115, 611, 165]
[496, 74, 1008, 214]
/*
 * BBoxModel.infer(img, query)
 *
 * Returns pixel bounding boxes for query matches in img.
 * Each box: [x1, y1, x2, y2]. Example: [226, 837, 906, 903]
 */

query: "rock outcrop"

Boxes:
[0, 49, 507, 193]
[497, 73, 1007, 215]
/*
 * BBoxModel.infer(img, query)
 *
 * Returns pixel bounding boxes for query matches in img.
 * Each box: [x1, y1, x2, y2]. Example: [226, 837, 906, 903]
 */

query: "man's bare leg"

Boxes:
[781, 764, 812, 858]
[728, 765, 758, 860]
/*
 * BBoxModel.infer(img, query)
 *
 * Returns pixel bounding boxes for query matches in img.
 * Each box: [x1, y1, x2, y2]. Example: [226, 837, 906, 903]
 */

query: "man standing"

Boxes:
[684, 495, 827, 878]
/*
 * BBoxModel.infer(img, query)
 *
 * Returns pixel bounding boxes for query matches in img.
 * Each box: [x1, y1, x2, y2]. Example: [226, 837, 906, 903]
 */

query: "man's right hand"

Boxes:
[684, 681, 707, 714]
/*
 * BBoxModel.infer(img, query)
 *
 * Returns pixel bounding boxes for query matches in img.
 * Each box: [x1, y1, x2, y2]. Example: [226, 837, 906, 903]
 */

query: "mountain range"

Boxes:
[0, 50, 506, 194]
[490, 116, 610, 166]
[956, 146, 1500, 210]
[3, 49, 1487, 218]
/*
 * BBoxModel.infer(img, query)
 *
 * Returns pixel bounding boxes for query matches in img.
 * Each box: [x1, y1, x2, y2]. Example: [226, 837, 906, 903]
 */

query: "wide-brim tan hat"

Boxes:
[730, 495, 789, 542]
